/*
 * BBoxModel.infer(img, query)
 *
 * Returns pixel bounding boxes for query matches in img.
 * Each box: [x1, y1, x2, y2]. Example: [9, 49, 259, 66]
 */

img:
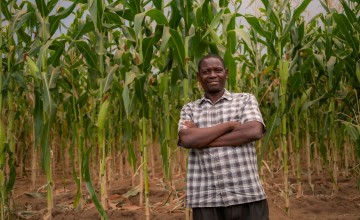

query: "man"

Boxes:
[178, 54, 269, 220]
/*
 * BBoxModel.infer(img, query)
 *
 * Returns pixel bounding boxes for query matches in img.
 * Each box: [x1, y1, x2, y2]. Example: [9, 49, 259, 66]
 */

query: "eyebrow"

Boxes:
[201, 66, 224, 70]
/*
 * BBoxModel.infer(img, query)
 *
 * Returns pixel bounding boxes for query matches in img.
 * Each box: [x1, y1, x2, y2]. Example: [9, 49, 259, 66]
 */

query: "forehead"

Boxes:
[199, 57, 224, 69]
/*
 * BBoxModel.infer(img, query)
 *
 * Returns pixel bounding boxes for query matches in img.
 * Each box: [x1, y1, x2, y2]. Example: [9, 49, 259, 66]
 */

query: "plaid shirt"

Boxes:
[178, 90, 266, 208]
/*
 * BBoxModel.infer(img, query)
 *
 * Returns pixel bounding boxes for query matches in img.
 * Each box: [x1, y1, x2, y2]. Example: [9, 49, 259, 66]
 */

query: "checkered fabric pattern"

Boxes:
[178, 90, 267, 208]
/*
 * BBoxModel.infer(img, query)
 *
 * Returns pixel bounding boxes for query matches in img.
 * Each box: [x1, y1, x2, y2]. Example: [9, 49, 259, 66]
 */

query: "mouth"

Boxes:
[208, 81, 219, 85]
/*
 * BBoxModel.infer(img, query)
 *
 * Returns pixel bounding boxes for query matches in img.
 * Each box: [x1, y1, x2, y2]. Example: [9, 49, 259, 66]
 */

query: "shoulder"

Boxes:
[229, 92, 255, 100]
[181, 98, 202, 110]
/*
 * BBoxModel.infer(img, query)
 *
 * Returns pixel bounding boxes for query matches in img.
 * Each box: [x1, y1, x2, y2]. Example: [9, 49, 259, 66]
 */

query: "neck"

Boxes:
[205, 89, 225, 103]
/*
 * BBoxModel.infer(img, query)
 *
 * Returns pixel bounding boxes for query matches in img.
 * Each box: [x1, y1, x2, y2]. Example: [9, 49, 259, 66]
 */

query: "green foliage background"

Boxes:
[0, 0, 359, 218]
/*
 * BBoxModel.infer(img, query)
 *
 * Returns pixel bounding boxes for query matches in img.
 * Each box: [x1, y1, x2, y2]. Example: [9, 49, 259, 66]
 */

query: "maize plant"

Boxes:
[0, 0, 359, 219]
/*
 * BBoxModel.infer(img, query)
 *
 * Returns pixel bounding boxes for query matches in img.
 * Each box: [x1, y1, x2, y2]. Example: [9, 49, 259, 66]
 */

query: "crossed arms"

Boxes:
[178, 120, 264, 149]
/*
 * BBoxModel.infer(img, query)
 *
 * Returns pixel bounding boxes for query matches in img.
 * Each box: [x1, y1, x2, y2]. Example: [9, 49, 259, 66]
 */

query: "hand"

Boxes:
[182, 121, 197, 129]
[228, 121, 241, 130]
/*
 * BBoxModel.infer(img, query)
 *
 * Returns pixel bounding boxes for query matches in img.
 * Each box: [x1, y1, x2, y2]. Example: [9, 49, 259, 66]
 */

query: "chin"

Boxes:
[207, 88, 223, 94]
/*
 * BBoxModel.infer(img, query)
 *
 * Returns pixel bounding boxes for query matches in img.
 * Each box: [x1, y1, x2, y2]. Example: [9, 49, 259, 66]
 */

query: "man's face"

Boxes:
[197, 57, 228, 94]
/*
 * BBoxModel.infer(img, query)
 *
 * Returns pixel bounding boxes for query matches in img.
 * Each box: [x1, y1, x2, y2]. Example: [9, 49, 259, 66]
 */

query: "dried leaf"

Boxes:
[25, 192, 46, 198]
[16, 211, 39, 219]
[123, 185, 140, 198]
[121, 205, 141, 211]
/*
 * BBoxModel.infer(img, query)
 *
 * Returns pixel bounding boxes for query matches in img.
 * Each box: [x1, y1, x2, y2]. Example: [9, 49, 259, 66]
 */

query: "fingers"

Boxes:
[182, 120, 197, 128]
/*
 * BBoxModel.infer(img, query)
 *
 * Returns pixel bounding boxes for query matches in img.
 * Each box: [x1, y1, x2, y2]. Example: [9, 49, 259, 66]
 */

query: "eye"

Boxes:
[202, 70, 209, 75]
[215, 68, 223, 73]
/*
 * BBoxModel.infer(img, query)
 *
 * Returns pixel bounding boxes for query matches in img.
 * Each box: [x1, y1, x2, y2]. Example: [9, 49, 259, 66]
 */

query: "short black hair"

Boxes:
[197, 54, 226, 72]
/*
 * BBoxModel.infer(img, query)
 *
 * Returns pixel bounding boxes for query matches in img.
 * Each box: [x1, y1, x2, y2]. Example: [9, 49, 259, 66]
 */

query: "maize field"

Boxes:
[0, 0, 359, 219]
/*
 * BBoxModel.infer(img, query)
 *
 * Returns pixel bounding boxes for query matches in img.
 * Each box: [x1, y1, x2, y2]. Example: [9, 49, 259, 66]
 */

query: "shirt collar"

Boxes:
[199, 89, 233, 105]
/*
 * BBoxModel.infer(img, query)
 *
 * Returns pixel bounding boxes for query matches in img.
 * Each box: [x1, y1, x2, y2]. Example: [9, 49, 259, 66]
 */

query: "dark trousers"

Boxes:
[192, 199, 269, 220]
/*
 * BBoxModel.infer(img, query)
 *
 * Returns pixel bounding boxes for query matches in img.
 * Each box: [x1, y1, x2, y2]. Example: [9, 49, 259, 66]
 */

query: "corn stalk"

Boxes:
[1, 0, 359, 219]
[0, 1, 6, 218]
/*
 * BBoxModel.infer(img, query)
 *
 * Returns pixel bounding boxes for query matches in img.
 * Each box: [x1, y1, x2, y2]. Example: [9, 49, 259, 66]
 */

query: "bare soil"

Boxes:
[10, 164, 360, 220]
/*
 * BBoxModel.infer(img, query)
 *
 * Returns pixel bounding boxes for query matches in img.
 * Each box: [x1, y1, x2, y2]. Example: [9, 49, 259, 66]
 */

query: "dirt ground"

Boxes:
[10, 164, 360, 220]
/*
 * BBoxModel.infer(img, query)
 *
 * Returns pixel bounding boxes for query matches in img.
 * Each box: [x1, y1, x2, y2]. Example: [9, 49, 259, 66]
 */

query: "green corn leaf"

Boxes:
[169, 1, 181, 29]
[343, 122, 360, 142]
[88, 0, 104, 32]
[75, 41, 98, 69]
[49, 0, 82, 36]
[40, 121, 50, 171]
[146, 9, 169, 25]
[113, 8, 133, 21]
[48, 40, 65, 67]
[16, 28, 31, 45]
[125, 71, 137, 86]
[333, 13, 357, 52]
[1, 0, 11, 20]
[134, 9, 168, 42]
[288, 71, 302, 93]
[314, 53, 324, 67]
[35, 0, 49, 17]
[184, 0, 194, 31]
[203, 9, 223, 39]
[209, 29, 222, 45]
[327, 56, 336, 90]
[122, 84, 130, 118]
[121, 25, 136, 42]
[301, 88, 313, 105]
[104, 11, 124, 28]
[128, 0, 141, 16]
[301, 94, 326, 112]
[258, 111, 280, 163]
[142, 37, 155, 72]
[134, 12, 146, 41]
[34, 91, 44, 146]
[245, 15, 271, 41]
[219, 0, 229, 7]
[169, 28, 185, 66]
[153, 0, 163, 10]
[135, 75, 149, 118]
[49, 67, 60, 89]
[222, 12, 234, 34]
[12, 11, 33, 33]
[84, 148, 108, 220]
[127, 141, 137, 171]
[41, 72, 56, 123]
[232, 29, 253, 54]
[102, 65, 118, 94]
[73, 21, 95, 40]
[281, 0, 311, 39]
[159, 26, 171, 54]
[5, 149, 16, 192]
[300, 34, 320, 50]
[260, 0, 281, 28]
[160, 138, 169, 178]
[339, 0, 357, 24]
[11, 71, 27, 90]
[143, 24, 163, 70]
[47, 0, 59, 13]
[356, 61, 360, 84]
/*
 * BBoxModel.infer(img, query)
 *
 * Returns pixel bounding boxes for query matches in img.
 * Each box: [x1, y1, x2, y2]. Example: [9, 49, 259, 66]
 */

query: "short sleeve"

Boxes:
[242, 94, 266, 131]
[177, 104, 193, 147]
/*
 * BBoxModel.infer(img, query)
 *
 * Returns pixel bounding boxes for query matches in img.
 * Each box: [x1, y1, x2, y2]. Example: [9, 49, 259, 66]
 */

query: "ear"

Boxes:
[225, 68, 229, 78]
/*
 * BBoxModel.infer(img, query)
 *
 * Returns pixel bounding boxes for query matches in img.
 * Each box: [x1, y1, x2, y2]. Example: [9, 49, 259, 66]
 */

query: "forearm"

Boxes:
[178, 121, 236, 149]
[208, 121, 264, 147]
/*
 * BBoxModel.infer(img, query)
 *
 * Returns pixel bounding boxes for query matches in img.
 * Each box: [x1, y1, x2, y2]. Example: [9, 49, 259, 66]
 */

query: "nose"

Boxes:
[209, 70, 218, 77]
